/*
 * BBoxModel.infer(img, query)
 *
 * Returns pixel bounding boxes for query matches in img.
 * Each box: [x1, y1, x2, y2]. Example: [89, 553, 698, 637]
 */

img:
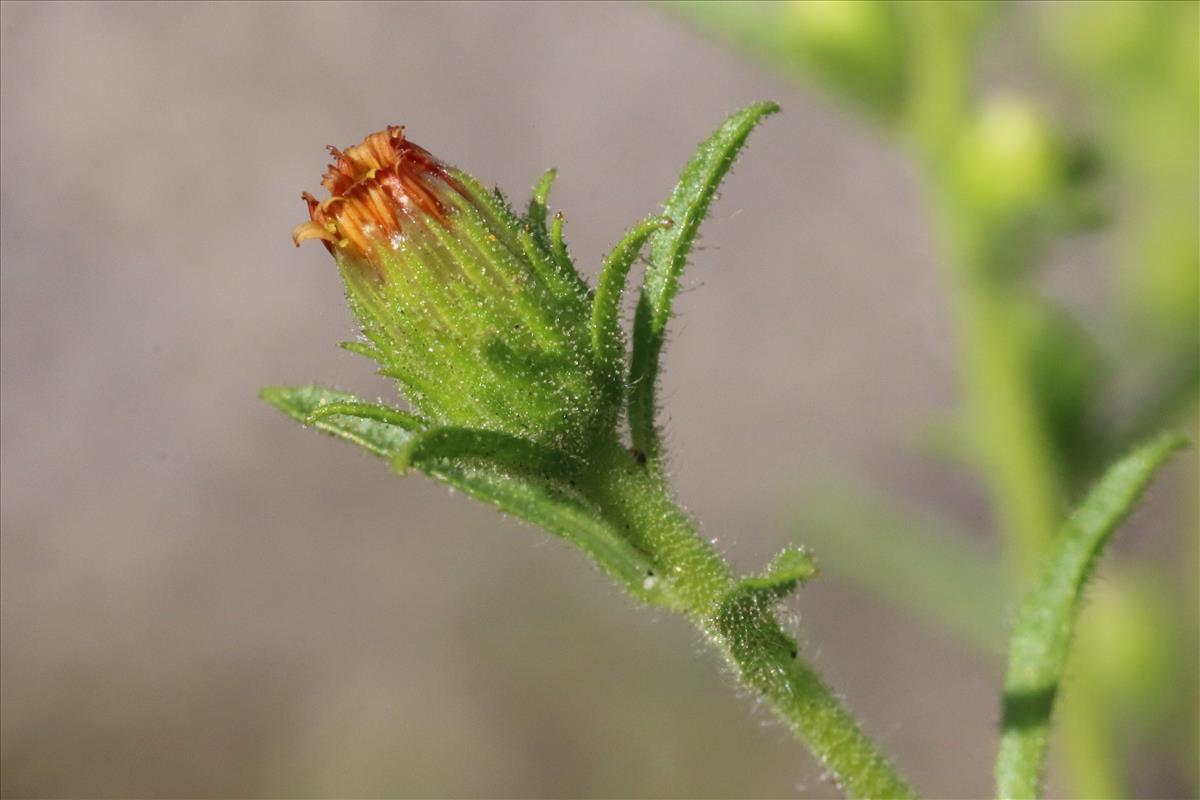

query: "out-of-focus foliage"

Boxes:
[996, 434, 1186, 799]
[669, 1, 908, 121]
[1046, 2, 1199, 353]
[668, 1, 1198, 797]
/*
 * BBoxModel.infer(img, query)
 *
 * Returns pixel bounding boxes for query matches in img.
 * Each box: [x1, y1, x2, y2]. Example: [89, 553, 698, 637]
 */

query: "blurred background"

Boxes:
[1, 2, 1195, 798]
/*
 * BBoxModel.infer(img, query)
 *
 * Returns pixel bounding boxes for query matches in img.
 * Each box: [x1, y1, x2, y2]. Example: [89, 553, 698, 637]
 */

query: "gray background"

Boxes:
[1, 2, 1163, 797]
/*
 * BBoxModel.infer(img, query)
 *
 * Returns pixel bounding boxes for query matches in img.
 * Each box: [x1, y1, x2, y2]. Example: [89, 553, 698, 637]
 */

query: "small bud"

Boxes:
[954, 100, 1058, 217]
[294, 126, 602, 451]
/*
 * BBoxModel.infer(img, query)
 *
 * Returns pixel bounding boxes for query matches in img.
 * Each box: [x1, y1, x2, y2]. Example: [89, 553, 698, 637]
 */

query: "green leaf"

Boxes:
[340, 340, 383, 362]
[262, 385, 678, 608]
[391, 426, 576, 478]
[591, 215, 667, 412]
[737, 544, 818, 601]
[306, 400, 426, 431]
[549, 210, 572, 276]
[628, 101, 779, 458]
[995, 432, 1187, 800]
[260, 385, 415, 457]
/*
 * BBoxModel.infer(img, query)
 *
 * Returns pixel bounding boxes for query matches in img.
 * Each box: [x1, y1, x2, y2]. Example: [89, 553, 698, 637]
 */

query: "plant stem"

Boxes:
[579, 439, 732, 614]
[946, 259, 1063, 587]
[580, 439, 917, 799]
[902, 0, 1063, 591]
[710, 609, 918, 800]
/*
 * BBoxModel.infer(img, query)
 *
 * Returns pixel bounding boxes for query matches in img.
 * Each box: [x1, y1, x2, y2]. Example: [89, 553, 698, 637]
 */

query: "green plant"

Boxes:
[263, 91, 1187, 796]
[665, 1, 1198, 797]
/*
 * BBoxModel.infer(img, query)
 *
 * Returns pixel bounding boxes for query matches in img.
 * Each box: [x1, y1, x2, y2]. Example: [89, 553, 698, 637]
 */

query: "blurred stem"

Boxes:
[902, 3, 971, 154]
[902, 16, 1123, 796]
[919, 133, 1126, 800]
[902, 3, 1063, 588]
[927, 174, 1130, 800]
[580, 440, 917, 799]
[939, 228, 1063, 588]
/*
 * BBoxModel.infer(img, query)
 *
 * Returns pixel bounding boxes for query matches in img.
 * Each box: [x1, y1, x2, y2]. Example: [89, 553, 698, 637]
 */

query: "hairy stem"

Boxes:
[580, 439, 917, 799]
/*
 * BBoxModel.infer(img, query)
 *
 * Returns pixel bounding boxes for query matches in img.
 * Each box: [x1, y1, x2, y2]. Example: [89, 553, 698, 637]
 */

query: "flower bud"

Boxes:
[294, 127, 601, 451]
[953, 100, 1059, 219]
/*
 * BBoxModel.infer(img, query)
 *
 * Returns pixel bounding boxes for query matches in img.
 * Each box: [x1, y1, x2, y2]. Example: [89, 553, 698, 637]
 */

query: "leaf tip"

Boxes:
[258, 385, 289, 409]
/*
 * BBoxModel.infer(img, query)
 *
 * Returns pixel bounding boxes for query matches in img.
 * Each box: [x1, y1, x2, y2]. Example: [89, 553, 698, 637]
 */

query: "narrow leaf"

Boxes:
[340, 340, 382, 362]
[306, 400, 426, 431]
[526, 167, 557, 241]
[262, 386, 679, 607]
[629, 101, 779, 458]
[549, 211, 572, 274]
[392, 426, 575, 477]
[995, 432, 1187, 800]
[591, 215, 667, 408]
[260, 385, 414, 457]
[739, 544, 818, 600]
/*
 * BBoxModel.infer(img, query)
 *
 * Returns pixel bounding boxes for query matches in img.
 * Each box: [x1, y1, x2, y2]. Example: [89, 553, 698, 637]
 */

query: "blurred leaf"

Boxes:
[1119, 352, 1200, 449]
[1024, 307, 1105, 490]
[1042, 0, 1200, 350]
[785, 474, 1005, 657]
[665, 1, 906, 122]
[996, 432, 1187, 799]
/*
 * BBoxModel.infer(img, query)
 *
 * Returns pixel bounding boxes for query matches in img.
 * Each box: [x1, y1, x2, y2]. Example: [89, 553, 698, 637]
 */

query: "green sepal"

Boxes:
[526, 167, 558, 242]
[260, 385, 415, 457]
[995, 432, 1188, 800]
[629, 101, 780, 459]
[453, 166, 593, 315]
[340, 340, 382, 362]
[591, 215, 668, 413]
[391, 426, 579, 478]
[549, 211, 572, 277]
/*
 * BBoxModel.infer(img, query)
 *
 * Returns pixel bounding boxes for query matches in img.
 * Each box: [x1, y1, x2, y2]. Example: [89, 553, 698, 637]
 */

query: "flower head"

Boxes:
[293, 126, 601, 450]
[292, 126, 459, 274]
